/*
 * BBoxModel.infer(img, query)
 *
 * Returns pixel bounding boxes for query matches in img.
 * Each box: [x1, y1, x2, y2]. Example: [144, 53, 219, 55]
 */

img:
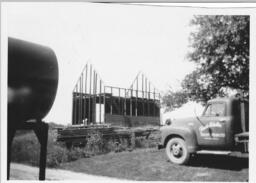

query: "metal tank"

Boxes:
[8, 37, 59, 126]
[7, 37, 59, 180]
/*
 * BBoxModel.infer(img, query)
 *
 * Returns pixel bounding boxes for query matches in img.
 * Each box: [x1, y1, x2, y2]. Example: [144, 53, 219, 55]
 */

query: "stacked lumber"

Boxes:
[56, 124, 160, 146]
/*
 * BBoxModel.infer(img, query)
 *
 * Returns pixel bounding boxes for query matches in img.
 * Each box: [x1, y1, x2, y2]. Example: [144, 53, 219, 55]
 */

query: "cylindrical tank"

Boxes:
[8, 37, 59, 126]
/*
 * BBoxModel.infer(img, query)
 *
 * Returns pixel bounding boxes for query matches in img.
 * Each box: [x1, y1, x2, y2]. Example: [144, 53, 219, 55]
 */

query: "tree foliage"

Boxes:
[162, 89, 189, 111]
[163, 15, 249, 110]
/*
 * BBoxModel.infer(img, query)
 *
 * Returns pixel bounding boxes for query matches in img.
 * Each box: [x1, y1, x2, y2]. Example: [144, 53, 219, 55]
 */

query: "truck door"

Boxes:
[196, 102, 227, 148]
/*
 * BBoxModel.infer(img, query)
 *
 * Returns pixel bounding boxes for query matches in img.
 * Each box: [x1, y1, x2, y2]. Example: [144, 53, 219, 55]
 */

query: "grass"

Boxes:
[10, 125, 159, 168]
[59, 148, 248, 181]
[11, 125, 248, 181]
[11, 128, 90, 168]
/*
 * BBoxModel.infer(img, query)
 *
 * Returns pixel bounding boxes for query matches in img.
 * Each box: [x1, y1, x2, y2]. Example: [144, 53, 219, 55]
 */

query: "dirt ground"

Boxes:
[10, 163, 118, 181]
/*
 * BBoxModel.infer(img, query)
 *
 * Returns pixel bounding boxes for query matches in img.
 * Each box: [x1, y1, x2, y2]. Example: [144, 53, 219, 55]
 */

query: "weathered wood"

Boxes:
[57, 125, 159, 149]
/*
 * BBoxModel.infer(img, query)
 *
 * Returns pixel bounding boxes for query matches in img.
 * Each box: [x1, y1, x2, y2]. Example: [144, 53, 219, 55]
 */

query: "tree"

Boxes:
[162, 89, 189, 111]
[163, 15, 249, 110]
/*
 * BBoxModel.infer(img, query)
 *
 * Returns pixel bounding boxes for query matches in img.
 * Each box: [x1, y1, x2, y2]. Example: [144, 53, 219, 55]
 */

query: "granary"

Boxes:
[72, 63, 161, 127]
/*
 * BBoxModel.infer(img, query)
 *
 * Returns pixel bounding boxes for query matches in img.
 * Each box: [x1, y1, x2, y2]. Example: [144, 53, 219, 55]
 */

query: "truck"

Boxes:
[158, 96, 249, 165]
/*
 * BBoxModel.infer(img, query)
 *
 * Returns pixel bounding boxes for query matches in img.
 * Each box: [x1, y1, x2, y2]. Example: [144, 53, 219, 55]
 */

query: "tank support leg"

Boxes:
[7, 128, 16, 180]
[7, 122, 49, 180]
[34, 122, 49, 180]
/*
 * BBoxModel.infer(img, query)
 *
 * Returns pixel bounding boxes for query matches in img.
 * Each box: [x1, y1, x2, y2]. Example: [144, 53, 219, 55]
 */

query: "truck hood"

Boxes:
[172, 117, 199, 126]
[161, 116, 200, 130]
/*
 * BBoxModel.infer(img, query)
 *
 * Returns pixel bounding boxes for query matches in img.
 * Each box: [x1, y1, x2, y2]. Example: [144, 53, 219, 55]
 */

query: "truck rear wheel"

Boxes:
[166, 138, 190, 165]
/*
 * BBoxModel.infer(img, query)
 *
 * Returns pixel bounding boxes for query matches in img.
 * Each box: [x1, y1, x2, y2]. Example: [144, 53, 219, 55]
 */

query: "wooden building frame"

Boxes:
[72, 64, 160, 127]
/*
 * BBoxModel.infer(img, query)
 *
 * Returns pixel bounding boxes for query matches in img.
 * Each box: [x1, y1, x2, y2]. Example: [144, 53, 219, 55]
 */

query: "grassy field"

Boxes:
[59, 148, 248, 181]
[11, 125, 91, 168]
[11, 124, 159, 167]
[11, 124, 248, 181]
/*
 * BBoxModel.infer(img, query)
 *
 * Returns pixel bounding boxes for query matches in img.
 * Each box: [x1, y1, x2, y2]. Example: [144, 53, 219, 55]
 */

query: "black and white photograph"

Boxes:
[1, 2, 255, 182]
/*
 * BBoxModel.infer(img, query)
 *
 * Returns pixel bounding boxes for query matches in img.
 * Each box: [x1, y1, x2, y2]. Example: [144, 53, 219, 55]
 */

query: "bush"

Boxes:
[134, 131, 161, 149]
[66, 147, 90, 162]
[11, 132, 40, 166]
[47, 145, 68, 167]
[84, 131, 159, 153]
[83, 131, 131, 154]
[11, 129, 91, 168]
[85, 131, 104, 154]
[102, 138, 129, 153]
[11, 128, 160, 168]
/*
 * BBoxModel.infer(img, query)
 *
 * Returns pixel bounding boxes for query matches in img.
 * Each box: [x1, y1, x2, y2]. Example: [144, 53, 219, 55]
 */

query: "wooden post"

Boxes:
[104, 86, 106, 122]
[158, 93, 161, 116]
[92, 71, 94, 123]
[84, 65, 88, 125]
[142, 74, 144, 116]
[119, 88, 121, 115]
[124, 89, 127, 116]
[75, 85, 78, 124]
[153, 88, 155, 116]
[130, 89, 133, 116]
[89, 64, 92, 123]
[94, 72, 97, 123]
[145, 78, 147, 116]
[99, 80, 102, 123]
[148, 82, 150, 116]
[81, 73, 84, 122]
[73, 88, 75, 125]
[110, 87, 113, 115]
[136, 77, 138, 116]
[130, 131, 135, 150]
[79, 77, 82, 124]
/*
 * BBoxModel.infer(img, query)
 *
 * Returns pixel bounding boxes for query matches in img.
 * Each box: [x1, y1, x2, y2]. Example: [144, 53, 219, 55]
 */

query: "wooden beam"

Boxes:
[94, 72, 97, 123]
[110, 87, 113, 115]
[99, 80, 102, 124]
[124, 89, 127, 116]
[84, 65, 87, 125]
[130, 90, 132, 116]
[89, 64, 92, 123]
[104, 86, 106, 122]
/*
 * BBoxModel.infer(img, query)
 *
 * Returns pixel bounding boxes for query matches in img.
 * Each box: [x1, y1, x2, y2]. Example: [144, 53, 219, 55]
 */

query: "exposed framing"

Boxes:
[72, 63, 160, 127]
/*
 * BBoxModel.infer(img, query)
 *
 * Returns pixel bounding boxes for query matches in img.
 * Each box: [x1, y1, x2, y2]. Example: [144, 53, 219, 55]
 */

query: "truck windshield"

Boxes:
[203, 103, 225, 117]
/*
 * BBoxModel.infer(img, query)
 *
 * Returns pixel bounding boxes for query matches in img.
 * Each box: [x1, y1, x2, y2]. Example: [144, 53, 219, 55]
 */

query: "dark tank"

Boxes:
[8, 37, 59, 126]
[7, 37, 59, 180]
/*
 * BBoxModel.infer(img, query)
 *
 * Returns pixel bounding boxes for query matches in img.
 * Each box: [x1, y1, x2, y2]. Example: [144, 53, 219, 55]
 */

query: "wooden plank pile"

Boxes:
[56, 124, 159, 148]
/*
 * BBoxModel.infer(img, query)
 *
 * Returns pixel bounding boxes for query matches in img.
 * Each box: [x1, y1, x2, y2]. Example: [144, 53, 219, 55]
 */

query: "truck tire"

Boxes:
[166, 138, 190, 165]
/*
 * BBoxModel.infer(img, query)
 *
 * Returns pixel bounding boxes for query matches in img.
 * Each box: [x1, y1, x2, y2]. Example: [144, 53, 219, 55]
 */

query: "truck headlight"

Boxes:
[165, 119, 172, 126]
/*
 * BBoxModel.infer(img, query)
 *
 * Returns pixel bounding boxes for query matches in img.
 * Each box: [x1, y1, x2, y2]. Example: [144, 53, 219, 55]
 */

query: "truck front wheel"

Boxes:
[166, 138, 190, 165]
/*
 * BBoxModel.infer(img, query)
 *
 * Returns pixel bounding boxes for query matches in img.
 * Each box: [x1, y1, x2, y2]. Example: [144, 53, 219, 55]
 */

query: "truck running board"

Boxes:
[196, 150, 248, 158]
[196, 150, 231, 155]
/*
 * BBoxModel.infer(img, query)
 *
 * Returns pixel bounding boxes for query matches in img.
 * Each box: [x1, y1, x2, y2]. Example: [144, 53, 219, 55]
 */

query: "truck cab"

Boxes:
[158, 97, 248, 165]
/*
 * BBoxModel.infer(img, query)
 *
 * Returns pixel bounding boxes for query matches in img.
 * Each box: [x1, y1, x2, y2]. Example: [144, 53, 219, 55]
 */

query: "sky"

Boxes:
[3, 3, 254, 125]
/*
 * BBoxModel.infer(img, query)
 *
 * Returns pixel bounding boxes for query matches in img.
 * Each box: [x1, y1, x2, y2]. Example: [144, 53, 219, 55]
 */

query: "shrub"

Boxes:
[102, 138, 116, 153]
[11, 131, 40, 166]
[11, 128, 160, 168]
[85, 131, 104, 154]
[11, 129, 91, 168]
[47, 145, 68, 167]
[66, 147, 90, 162]
[134, 131, 161, 149]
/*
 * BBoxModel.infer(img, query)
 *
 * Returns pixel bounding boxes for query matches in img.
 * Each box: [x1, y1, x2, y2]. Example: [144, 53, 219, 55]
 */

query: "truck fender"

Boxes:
[162, 126, 198, 153]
